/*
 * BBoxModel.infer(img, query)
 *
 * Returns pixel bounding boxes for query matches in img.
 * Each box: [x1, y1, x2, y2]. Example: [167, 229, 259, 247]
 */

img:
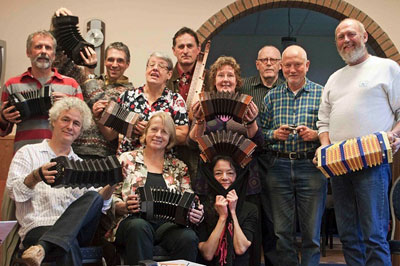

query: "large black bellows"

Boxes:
[52, 15, 94, 66]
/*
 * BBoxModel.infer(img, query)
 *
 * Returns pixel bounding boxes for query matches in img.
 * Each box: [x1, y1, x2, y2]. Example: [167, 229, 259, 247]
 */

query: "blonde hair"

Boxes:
[140, 112, 177, 150]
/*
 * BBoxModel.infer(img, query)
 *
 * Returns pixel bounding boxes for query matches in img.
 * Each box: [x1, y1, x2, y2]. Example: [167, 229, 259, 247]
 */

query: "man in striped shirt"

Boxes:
[259, 45, 327, 266]
[0, 30, 83, 153]
[241, 45, 284, 110]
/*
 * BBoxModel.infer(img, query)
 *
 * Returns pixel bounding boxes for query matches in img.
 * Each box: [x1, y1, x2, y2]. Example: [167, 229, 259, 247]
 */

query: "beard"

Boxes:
[32, 54, 53, 69]
[338, 42, 367, 65]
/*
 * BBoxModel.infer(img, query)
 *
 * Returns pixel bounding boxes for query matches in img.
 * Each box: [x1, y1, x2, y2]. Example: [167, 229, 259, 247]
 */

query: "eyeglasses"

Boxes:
[257, 57, 280, 65]
[147, 62, 170, 71]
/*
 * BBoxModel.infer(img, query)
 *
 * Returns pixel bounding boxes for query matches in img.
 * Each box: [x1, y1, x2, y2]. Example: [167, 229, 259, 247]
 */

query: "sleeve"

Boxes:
[259, 92, 275, 142]
[6, 147, 36, 202]
[249, 125, 264, 147]
[175, 158, 192, 193]
[387, 66, 400, 122]
[0, 83, 14, 135]
[239, 203, 258, 243]
[317, 78, 333, 134]
[81, 79, 105, 108]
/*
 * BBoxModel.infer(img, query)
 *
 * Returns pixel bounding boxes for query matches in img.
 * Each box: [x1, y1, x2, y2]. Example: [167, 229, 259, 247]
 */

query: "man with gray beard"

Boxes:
[317, 18, 400, 265]
[0, 30, 82, 152]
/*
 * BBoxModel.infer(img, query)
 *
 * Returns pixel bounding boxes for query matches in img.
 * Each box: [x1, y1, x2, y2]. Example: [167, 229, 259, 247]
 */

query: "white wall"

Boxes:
[0, 0, 399, 87]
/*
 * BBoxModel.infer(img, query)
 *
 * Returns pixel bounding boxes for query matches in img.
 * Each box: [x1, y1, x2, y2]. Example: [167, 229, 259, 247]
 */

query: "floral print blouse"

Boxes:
[117, 86, 188, 153]
[113, 147, 192, 205]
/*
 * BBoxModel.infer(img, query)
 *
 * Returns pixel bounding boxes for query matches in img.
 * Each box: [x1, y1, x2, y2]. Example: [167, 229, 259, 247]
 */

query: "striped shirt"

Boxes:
[240, 75, 284, 110]
[1, 68, 83, 152]
[259, 78, 322, 153]
[6, 139, 109, 242]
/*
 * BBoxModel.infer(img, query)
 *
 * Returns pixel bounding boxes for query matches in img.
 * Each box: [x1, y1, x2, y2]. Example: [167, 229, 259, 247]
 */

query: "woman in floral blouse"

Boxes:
[117, 52, 189, 153]
[113, 112, 204, 265]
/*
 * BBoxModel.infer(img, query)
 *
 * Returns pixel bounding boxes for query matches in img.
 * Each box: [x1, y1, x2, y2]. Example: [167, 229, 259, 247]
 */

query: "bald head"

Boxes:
[281, 45, 310, 92]
[282, 45, 308, 61]
[258, 45, 281, 59]
[335, 18, 366, 40]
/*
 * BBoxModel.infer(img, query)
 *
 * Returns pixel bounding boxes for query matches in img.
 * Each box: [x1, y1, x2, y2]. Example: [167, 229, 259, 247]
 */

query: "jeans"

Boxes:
[115, 216, 199, 265]
[22, 191, 103, 266]
[265, 157, 327, 266]
[331, 163, 391, 266]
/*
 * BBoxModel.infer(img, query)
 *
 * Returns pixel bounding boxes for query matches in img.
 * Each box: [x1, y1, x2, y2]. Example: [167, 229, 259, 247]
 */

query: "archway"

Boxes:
[196, 0, 400, 64]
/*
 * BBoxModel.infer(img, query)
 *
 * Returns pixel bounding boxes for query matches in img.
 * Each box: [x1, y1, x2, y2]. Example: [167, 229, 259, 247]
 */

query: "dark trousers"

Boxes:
[22, 191, 103, 266]
[115, 216, 199, 265]
[258, 153, 278, 266]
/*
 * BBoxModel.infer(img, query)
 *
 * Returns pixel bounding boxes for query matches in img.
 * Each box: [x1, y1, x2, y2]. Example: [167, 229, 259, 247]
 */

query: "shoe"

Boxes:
[21, 245, 45, 266]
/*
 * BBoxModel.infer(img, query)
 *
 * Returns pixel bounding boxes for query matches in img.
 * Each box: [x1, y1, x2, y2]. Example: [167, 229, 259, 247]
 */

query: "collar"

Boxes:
[171, 64, 194, 82]
[251, 75, 283, 89]
[21, 67, 63, 81]
[38, 139, 76, 159]
[284, 77, 311, 94]
[102, 74, 131, 86]
[131, 85, 169, 101]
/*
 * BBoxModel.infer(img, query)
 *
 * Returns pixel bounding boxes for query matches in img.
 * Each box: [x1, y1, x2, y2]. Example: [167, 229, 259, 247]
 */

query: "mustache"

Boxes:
[34, 54, 50, 61]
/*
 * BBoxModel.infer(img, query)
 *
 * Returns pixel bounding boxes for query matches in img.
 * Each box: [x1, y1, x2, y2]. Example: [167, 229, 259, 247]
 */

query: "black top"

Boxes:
[145, 172, 167, 188]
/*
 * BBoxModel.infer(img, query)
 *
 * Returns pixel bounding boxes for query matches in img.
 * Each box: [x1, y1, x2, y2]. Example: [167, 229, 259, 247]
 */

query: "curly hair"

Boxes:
[48, 97, 92, 131]
[208, 56, 243, 91]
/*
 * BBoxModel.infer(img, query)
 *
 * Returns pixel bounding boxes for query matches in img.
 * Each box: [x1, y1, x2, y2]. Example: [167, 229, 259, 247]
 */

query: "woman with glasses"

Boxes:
[112, 52, 189, 153]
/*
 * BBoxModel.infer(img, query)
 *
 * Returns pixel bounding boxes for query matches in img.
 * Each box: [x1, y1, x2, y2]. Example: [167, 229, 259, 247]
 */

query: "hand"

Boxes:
[54, 7, 73, 16]
[297, 125, 318, 142]
[313, 144, 329, 165]
[52, 92, 69, 102]
[214, 195, 228, 219]
[80, 46, 97, 68]
[388, 131, 400, 154]
[133, 120, 147, 135]
[1, 101, 21, 123]
[191, 101, 204, 121]
[93, 99, 108, 119]
[273, 125, 291, 141]
[39, 162, 58, 184]
[189, 204, 204, 224]
[243, 101, 258, 124]
[226, 189, 238, 214]
[126, 194, 140, 214]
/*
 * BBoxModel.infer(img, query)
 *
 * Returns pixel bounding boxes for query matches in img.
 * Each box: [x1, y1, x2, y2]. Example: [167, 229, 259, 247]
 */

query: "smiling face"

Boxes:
[335, 19, 368, 65]
[105, 48, 130, 82]
[145, 117, 170, 151]
[213, 159, 236, 189]
[26, 34, 55, 70]
[215, 65, 237, 93]
[51, 108, 83, 145]
[173, 33, 200, 68]
[281, 45, 310, 92]
[145, 56, 172, 87]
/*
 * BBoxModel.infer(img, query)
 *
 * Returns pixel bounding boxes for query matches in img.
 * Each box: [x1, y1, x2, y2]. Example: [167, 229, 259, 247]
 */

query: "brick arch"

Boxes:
[196, 0, 400, 64]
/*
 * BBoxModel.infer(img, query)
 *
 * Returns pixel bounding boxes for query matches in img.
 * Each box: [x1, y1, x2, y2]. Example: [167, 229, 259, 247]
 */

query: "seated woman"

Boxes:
[113, 52, 189, 154]
[197, 155, 258, 266]
[113, 112, 204, 265]
[6, 97, 117, 266]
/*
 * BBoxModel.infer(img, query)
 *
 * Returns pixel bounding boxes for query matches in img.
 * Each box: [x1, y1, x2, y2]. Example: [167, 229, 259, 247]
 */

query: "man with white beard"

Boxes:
[317, 18, 400, 266]
[0, 30, 83, 152]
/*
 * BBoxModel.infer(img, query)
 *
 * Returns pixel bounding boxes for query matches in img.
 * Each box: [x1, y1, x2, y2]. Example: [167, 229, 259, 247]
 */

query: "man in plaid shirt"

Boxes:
[259, 45, 326, 266]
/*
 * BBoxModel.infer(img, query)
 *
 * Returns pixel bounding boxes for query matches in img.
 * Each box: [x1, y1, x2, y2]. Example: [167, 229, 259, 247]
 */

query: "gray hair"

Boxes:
[48, 97, 92, 131]
[105, 42, 131, 64]
[147, 52, 173, 71]
[26, 30, 57, 51]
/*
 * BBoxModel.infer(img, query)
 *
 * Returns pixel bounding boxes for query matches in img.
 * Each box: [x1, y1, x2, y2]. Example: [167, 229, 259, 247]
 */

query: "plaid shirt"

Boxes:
[260, 78, 322, 153]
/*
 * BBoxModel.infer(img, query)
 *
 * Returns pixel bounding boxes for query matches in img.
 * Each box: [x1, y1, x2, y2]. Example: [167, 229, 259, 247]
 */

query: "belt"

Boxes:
[270, 151, 315, 160]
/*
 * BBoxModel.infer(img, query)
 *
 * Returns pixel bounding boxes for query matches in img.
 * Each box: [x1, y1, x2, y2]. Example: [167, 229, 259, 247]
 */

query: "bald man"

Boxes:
[241, 45, 283, 109]
[318, 18, 400, 266]
[259, 45, 326, 266]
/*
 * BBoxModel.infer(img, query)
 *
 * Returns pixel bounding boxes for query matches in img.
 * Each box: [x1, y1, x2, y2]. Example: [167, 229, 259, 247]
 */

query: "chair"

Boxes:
[389, 177, 400, 254]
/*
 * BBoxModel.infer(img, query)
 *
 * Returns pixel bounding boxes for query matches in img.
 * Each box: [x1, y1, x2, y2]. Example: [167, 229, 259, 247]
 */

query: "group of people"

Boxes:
[1, 6, 400, 266]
